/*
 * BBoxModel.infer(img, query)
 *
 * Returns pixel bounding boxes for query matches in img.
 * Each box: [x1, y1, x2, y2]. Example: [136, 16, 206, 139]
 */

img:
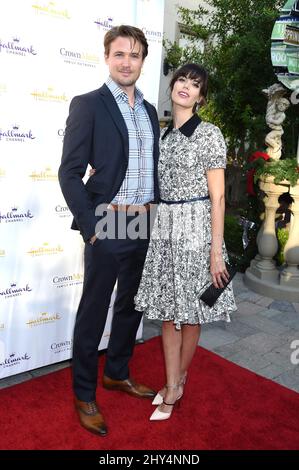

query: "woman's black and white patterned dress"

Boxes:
[135, 114, 237, 329]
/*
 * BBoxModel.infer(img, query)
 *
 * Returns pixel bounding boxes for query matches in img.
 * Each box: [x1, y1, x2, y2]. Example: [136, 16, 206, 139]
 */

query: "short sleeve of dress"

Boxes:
[204, 125, 227, 170]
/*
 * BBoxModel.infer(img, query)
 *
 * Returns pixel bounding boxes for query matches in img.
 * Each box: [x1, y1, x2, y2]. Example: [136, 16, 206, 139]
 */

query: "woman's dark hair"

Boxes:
[169, 63, 208, 111]
[104, 25, 148, 60]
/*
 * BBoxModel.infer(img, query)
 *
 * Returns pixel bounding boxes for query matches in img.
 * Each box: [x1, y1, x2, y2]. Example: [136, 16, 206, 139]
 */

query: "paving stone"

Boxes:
[142, 325, 161, 341]
[228, 349, 272, 372]
[237, 314, 291, 337]
[258, 308, 281, 319]
[274, 370, 299, 393]
[235, 301, 265, 316]
[236, 292, 264, 303]
[255, 297, 274, 308]
[271, 311, 299, 330]
[269, 300, 296, 313]
[200, 327, 240, 350]
[258, 363, 295, 379]
[224, 318, 259, 338]
[293, 303, 299, 314]
[236, 332, 285, 354]
[213, 339, 250, 358]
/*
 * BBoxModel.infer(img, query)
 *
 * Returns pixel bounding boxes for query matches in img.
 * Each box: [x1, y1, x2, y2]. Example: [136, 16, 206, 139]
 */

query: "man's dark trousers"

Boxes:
[73, 210, 151, 402]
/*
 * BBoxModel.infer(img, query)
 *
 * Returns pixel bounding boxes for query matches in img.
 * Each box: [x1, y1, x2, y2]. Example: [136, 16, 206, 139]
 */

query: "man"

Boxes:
[58, 25, 160, 436]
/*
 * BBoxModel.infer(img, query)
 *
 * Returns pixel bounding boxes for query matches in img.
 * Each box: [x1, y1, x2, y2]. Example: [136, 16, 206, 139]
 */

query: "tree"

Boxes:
[164, 0, 298, 163]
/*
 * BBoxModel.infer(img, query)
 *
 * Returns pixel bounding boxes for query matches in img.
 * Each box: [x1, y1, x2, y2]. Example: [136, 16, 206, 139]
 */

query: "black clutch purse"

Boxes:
[200, 262, 237, 308]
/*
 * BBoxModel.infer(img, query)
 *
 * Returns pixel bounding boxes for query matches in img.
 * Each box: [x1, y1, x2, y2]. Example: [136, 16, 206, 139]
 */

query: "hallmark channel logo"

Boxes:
[0, 282, 32, 299]
[29, 167, 57, 181]
[32, 1, 71, 19]
[51, 339, 72, 354]
[0, 37, 37, 57]
[0, 352, 30, 369]
[0, 124, 36, 143]
[31, 86, 68, 103]
[27, 242, 63, 256]
[59, 46, 99, 68]
[55, 204, 70, 218]
[26, 312, 61, 327]
[52, 272, 83, 289]
[94, 16, 115, 32]
[0, 206, 34, 224]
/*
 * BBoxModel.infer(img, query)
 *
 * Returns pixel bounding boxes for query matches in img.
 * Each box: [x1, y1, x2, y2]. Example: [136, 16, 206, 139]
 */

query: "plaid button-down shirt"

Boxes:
[106, 77, 155, 205]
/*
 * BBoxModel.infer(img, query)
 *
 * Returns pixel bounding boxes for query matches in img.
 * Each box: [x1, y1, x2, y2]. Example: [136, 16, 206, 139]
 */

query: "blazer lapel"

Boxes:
[98, 84, 129, 158]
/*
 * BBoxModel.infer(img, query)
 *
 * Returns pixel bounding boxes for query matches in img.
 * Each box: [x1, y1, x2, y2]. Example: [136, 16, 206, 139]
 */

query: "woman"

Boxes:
[134, 63, 237, 421]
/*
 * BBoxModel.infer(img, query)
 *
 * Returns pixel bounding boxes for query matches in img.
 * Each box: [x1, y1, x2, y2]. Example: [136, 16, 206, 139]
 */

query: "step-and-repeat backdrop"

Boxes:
[0, 0, 164, 378]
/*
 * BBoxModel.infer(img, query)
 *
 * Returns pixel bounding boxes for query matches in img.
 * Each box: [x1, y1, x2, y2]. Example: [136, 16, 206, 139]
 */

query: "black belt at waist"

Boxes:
[159, 195, 210, 205]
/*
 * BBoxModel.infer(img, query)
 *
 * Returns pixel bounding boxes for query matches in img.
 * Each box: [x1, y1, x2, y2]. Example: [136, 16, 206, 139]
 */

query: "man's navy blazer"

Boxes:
[58, 84, 160, 242]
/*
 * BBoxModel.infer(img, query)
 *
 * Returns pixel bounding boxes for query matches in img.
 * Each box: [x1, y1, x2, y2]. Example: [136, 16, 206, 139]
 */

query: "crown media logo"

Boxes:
[27, 242, 63, 256]
[53, 272, 83, 289]
[57, 128, 65, 140]
[0, 124, 36, 143]
[0, 282, 32, 299]
[59, 46, 99, 68]
[141, 26, 163, 43]
[55, 204, 70, 218]
[0, 352, 31, 369]
[29, 167, 57, 181]
[51, 339, 72, 354]
[0, 37, 37, 57]
[26, 311, 61, 327]
[32, 1, 71, 19]
[0, 206, 34, 224]
[31, 86, 68, 103]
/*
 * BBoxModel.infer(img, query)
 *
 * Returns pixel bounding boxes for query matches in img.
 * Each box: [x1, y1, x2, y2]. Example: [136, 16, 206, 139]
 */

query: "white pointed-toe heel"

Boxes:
[152, 392, 164, 405]
[149, 384, 182, 421]
[152, 372, 187, 406]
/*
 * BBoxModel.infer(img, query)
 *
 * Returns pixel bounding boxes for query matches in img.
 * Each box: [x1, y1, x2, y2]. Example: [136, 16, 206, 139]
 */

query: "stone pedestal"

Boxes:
[245, 176, 299, 301]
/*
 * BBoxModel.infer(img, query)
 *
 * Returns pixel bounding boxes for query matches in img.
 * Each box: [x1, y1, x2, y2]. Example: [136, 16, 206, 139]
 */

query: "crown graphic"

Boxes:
[11, 283, 16, 287]
[10, 353, 15, 357]
[13, 37, 20, 42]
[11, 206, 18, 211]
[108, 17, 113, 21]
[12, 125, 19, 130]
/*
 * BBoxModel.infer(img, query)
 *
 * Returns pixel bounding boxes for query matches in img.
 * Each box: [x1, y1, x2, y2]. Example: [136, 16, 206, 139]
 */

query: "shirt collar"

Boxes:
[106, 76, 144, 106]
[162, 113, 201, 140]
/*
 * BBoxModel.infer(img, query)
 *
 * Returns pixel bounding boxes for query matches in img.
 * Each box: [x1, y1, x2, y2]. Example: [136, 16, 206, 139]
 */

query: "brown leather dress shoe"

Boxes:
[74, 398, 108, 436]
[103, 375, 156, 399]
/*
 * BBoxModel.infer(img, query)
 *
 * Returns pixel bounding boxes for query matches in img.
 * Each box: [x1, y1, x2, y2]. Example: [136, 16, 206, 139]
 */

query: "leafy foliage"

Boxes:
[253, 158, 299, 185]
[164, 0, 299, 162]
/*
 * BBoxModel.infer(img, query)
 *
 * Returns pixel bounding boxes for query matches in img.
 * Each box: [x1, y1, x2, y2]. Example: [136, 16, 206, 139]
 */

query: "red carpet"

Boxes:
[0, 336, 299, 450]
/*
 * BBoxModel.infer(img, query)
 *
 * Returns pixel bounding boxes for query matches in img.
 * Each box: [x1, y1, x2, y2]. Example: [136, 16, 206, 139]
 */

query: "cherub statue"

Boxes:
[262, 84, 290, 161]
